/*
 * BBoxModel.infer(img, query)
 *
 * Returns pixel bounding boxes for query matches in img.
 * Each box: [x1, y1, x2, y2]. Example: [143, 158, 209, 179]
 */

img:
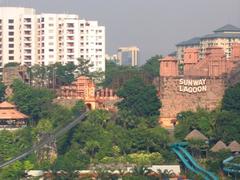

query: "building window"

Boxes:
[49, 49, 54, 52]
[9, 44, 14, 48]
[8, 38, 14, 42]
[8, 19, 14, 23]
[9, 50, 14, 54]
[8, 32, 14, 36]
[49, 23, 54, 27]
[9, 56, 14, 60]
[8, 25, 14, 30]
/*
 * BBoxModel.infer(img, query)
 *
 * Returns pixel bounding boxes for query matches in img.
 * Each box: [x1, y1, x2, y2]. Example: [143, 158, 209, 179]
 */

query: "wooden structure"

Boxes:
[0, 101, 28, 129]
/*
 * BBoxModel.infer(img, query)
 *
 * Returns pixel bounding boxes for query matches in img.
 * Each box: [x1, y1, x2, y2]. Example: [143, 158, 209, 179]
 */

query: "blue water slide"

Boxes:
[223, 155, 240, 174]
[177, 146, 218, 180]
[171, 143, 218, 180]
[171, 147, 204, 177]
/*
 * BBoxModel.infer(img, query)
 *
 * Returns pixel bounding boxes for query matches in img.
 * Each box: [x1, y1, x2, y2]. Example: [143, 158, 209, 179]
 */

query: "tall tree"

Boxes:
[11, 80, 55, 122]
[222, 82, 240, 114]
[141, 55, 162, 80]
[55, 62, 76, 86]
[0, 82, 6, 101]
[117, 77, 161, 118]
[76, 58, 93, 76]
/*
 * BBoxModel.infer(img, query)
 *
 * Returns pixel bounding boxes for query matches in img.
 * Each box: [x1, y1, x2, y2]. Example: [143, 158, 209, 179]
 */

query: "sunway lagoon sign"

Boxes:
[179, 78, 207, 93]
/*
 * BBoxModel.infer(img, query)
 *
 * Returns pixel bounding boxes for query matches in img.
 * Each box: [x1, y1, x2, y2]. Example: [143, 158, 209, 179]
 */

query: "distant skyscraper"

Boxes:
[0, 7, 105, 72]
[117, 46, 139, 66]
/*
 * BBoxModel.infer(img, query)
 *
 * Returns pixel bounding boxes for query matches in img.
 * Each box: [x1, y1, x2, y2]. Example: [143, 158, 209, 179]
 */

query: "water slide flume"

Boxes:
[170, 142, 218, 180]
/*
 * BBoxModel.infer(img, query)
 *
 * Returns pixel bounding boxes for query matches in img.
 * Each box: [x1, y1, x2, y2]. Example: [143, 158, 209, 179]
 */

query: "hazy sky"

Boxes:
[0, 0, 240, 64]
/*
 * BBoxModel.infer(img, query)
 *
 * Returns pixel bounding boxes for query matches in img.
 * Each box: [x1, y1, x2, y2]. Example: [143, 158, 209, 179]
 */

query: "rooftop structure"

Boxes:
[184, 129, 208, 141]
[0, 101, 28, 130]
[176, 24, 240, 62]
[210, 141, 228, 152]
[228, 141, 240, 153]
[57, 76, 119, 111]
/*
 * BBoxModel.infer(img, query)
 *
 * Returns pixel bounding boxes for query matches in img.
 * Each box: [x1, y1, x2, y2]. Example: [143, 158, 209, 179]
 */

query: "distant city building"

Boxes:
[176, 24, 240, 62]
[0, 7, 105, 72]
[117, 46, 139, 66]
[105, 53, 118, 62]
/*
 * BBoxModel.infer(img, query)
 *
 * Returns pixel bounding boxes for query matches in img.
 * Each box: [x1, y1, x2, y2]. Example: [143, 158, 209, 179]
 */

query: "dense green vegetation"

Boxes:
[0, 82, 6, 101]
[1, 55, 240, 179]
[174, 82, 240, 178]
[29, 58, 103, 88]
[103, 55, 162, 89]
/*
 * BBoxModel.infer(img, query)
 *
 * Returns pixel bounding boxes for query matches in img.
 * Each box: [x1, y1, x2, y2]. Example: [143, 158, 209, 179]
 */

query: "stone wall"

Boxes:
[158, 76, 226, 128]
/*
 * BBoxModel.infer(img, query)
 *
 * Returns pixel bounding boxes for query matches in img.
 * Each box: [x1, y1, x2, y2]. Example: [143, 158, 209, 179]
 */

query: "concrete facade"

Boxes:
[176, 25, 240, 62]
[117, 46, 139, 66]
[0, 7, 105, 72]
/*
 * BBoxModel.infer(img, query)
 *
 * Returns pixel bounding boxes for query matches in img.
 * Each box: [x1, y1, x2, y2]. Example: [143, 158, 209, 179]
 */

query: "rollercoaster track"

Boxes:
[171, 143, 218, 180]
[0, 112, 88, 169]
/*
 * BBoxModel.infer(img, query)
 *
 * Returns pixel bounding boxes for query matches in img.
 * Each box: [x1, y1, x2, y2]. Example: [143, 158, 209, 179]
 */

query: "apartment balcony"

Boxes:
[67, 54, 74, 58]
[67, 23, 74, 28]
[24, 44, 32, 49]
[67, 49, 74, 54]
[24, 25, 32, 29]
[24, 31, 31, 36]
[24, 56, 32, 61]
[24, 37, 32, 41]
[67, 30, 74, 34]
[67, 43, 74, 47]
[24, 18, 32, 23]
[67, 36, 74, 41]
[24, 50, 31, 54]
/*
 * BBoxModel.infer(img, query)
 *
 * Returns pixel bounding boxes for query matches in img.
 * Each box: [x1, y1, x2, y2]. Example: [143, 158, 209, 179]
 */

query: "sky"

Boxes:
[0, 0, 240, 64]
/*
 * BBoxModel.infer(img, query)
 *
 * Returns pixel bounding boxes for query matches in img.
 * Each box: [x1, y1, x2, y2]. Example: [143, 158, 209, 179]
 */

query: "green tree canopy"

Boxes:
[174, 109, 215, 140]
[11, 80, 55, 122]
[0, 82, 6, 101]
[222, 82, 240, 114]
[214, 111, 240, 142]
[141, 55, 162, 80]
[117, 77, 161, 118]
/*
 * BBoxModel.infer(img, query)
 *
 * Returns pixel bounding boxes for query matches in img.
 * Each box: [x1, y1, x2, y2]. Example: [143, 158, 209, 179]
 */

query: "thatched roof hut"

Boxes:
[185, 129, 208, 141]
[210, 141, 228, 152]
[228, 141, 240, 152]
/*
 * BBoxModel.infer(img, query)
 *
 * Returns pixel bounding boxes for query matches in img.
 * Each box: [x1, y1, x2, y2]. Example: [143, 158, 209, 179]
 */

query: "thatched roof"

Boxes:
[210, 141, 228, 152]
[185, 129, 208, 141]
[228, 141, 240, 152]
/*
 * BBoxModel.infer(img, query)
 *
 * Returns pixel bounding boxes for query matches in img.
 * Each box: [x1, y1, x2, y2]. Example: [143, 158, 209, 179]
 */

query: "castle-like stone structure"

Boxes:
[57, 76, 119, 111]
[158, 43, 240, 128]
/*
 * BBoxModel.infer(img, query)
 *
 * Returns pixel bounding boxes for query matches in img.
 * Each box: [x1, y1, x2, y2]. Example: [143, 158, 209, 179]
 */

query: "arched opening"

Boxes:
[86, 103, 92, 110]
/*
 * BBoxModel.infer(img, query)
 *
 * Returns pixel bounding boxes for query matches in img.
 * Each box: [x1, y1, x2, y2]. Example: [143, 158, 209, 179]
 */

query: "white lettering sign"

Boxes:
[179, 79, 207, 93]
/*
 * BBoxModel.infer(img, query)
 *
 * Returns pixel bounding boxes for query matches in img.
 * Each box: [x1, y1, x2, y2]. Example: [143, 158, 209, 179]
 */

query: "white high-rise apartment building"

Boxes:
[0, 7, 105, 72]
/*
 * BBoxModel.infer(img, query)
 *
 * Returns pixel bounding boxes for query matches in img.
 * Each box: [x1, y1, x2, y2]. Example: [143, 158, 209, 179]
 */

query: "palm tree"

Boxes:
[157, 169, 176, 180]
[132, 165, 152, 176]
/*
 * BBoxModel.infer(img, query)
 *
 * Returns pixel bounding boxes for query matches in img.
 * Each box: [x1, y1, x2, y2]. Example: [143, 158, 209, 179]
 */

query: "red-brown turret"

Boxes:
[183, 48, 199, 75]
[160, 56, 178, 77]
